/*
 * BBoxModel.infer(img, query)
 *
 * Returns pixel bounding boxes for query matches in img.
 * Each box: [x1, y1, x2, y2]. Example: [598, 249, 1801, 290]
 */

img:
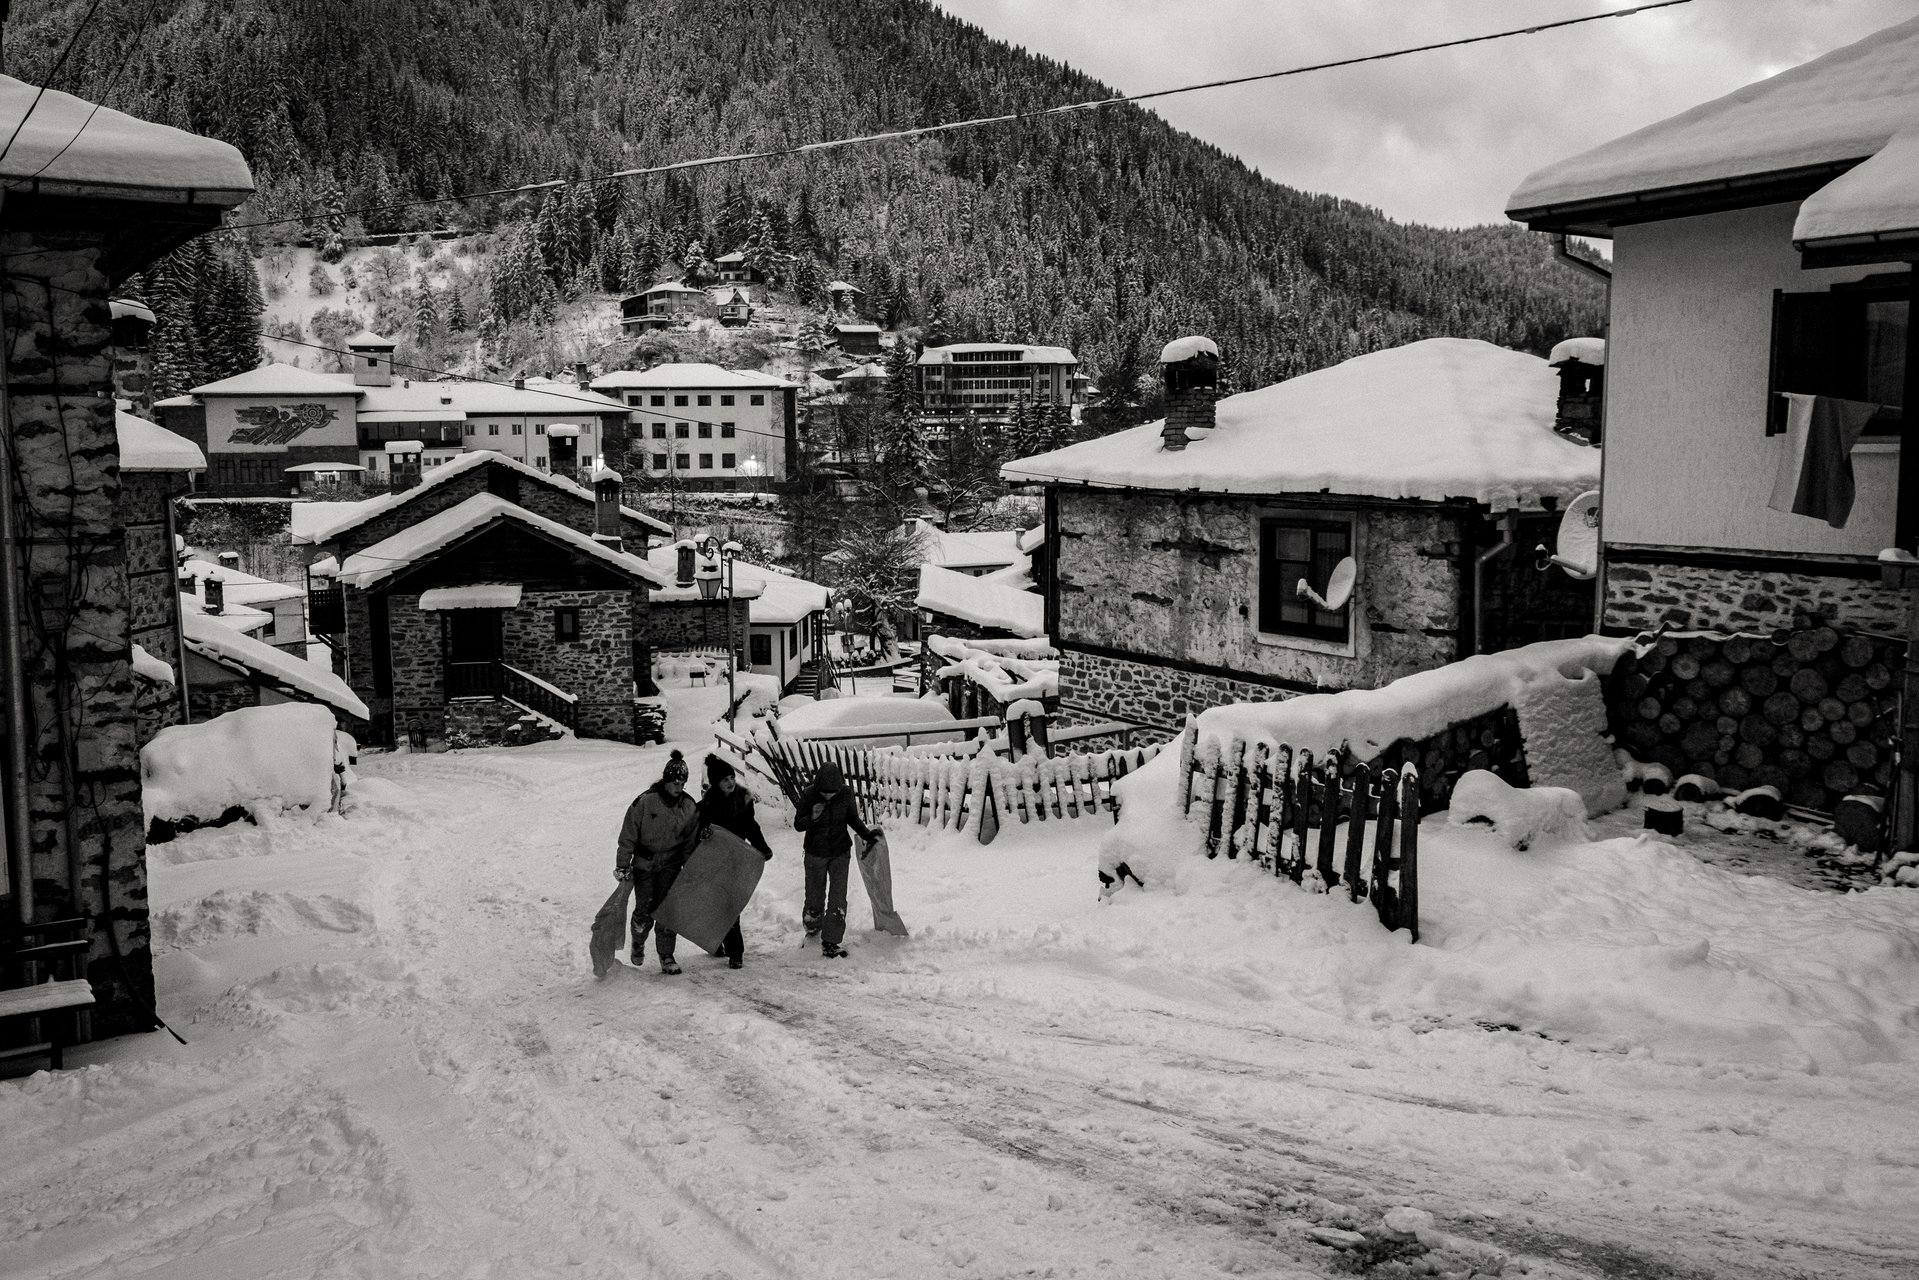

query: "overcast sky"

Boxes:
[932, 0, 1919, 228]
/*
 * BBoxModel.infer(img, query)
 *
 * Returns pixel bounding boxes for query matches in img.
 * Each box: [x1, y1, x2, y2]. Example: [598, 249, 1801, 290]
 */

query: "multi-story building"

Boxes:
[155, 334, 631, 495]
[591, 363, 799, 490]
[916, 343, 1082, 427]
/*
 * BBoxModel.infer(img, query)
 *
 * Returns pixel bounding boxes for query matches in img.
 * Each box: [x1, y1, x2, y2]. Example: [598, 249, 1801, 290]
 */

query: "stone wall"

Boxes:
[645, 597, 751, 658]
[2, 237, 151, 1035]
[502, 589, 637, 742]
[1603, 558, 1908, 635]
[388, 593, 444, 744]
[122, 472, 184, 748]
[1058, 648, 1291, 738]
[188, 679, 259, 723]
[1055, 491, 1463, 695]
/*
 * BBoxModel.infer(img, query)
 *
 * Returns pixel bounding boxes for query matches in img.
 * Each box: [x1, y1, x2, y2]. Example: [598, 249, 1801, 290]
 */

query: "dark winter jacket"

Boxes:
[616, 782, 701, 873]
[699, 785, 773, 859]
[793, 763, 876, 860]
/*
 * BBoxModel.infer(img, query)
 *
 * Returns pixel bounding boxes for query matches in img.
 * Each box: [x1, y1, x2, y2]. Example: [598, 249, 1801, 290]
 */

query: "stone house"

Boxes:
[1506, 15, 1919, 841]
[178, 596, 369, 727]
[1003, 336, 1603, 735]
[299, 451, 672, 746]
[0, 76, 253, 1038]
[117, 412, 205, 750]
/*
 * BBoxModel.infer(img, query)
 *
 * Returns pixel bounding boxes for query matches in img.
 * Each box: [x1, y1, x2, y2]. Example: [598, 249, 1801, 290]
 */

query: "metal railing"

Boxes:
[447, 660, 501, 698]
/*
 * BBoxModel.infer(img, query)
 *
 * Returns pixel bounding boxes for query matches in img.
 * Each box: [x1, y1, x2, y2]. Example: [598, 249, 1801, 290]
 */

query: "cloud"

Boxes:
[933, 0, 1919, 227]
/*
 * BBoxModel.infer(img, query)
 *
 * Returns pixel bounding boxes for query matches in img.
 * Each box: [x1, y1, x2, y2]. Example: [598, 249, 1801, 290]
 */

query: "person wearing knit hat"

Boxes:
[696, 753, 774, 968]
[792, 759, 879, 958]
[613, 750, 701, 973]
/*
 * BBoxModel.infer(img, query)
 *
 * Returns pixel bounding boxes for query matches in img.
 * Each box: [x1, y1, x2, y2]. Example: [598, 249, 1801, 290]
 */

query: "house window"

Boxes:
[675, 454, 690, 469]
[365, 356, 378, 367]
[512, 424, 523, 435]
[535, 424, 545, 435]
[675, 423, 689, 439]
[652, 453, 667, 470]
[1770, 276, 1909, 436]
[699, 453, 714, 469]
[721, 422, 735, 437]
[463, 424, 475, 436]
[652, 422, 666, 438]
[673, 395, 688, 407]
[650, 395, 665, 407]
[697, 394, 711, 407]
[554, 607, 581, 641]
[698, 423, 712, 438]
[750, 394, 765, 406]
[722, 452, 736, 469]
[750, 633, 772, 665]
[488, 424, 499, 435]
[1258, 517, 1352, 643]
[787, 627, 797, 657]
[627, 394, 642, 406]
[720, 394, 735, 406]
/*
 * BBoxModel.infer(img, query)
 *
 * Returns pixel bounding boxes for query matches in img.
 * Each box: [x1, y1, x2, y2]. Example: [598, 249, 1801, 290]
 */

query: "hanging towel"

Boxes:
[1768, 393, 1881, 529]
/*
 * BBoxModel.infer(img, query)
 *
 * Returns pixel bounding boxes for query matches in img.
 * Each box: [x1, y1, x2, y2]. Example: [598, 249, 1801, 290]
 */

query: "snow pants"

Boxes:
[803, 854, 849, 949]
[629, 859, 684, 961]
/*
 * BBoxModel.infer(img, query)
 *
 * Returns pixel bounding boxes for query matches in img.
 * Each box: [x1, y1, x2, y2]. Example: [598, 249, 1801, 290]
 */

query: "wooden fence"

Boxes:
[752, 732, 1161, 843]
[1179, 722, 1420, 942]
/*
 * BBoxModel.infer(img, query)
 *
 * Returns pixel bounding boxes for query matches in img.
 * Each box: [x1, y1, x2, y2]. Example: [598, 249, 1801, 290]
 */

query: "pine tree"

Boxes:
[414, 285, 440, 347]
[447, 285, 469, 332]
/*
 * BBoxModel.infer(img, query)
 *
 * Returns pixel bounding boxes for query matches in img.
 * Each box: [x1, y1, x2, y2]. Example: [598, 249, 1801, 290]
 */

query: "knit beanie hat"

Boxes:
[705, 753, 736, 785]
[661, 750, 688, 784]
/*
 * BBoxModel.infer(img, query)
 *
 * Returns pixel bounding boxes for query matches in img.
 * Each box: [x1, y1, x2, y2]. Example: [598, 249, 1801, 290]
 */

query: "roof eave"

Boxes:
[1508, 157, 1867, 237]
[1794, 228, 1919, 269]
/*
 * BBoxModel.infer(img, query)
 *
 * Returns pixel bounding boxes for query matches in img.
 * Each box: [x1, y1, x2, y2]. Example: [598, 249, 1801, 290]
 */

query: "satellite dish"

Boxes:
[1547, 490, 1600, 579]
[1296, 556, 1357, 611]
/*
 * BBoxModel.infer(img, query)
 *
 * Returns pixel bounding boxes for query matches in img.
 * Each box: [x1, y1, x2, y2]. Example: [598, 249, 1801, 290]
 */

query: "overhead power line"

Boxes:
[221, 0, 1693, 235]
[0, 0, 112, 167]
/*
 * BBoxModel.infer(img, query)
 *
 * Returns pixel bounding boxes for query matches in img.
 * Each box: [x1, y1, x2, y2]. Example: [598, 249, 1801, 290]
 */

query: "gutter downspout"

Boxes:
[1473, 513, 1519, 655]
[0, 195, 37, 925]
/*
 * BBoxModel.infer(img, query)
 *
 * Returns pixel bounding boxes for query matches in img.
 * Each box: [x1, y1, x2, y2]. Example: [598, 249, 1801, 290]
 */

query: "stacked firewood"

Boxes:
[1610, 626, 1902, 812]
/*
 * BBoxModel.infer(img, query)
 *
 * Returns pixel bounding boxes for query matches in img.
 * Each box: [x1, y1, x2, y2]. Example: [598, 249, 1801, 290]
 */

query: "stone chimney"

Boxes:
[107, 298, 156, 415]
[574, 361, 591, 391]
[386, 440, 424, 493]
[591, 467, 624, 551]
[1158, 336, 1220, 452]
[675, 540, 696, 588]
[217, 551, 240, 570]
[203, 573, 225, 615]
[347, 330, 396, 387]
[1548, 337, 1605, 447]
[513, 375, 526, 391]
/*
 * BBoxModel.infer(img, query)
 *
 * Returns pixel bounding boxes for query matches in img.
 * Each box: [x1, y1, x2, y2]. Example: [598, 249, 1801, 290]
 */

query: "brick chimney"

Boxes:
[1548, 337, 1605, 446]
[574, 361, 591, 391]
[591, 467, 624, 551]
[386, 440, 424, 492]
[1159, 336, 1220, 452]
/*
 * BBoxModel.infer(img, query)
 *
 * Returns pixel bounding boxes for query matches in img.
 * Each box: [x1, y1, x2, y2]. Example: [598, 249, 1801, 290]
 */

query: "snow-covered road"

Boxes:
[5, 726, 1918, 1279]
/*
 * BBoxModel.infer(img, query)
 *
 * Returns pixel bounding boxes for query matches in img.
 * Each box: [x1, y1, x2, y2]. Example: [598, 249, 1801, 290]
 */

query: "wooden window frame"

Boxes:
[1257, 515, 1354, 645]
[553, 607, 581, 642]
[1768, 274, 1910, 437]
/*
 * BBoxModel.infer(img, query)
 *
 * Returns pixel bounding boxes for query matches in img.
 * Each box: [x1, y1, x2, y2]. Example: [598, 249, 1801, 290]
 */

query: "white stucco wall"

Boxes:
[1607, 202, 1905, 557]
[460, 414, 606, 469]
[622, 390, 787, 482]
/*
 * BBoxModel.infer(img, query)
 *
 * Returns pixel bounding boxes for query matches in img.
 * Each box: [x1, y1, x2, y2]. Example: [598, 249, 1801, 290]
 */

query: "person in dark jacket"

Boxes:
[697, 753, 773, 969]
[615, 750, 701, 973]
[792, 760, 878, 958]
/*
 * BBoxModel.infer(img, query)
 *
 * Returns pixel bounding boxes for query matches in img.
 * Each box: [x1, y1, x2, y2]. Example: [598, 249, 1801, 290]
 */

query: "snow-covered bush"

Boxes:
[142, 704, 351, 839]
[1447, 770, 1590, 850]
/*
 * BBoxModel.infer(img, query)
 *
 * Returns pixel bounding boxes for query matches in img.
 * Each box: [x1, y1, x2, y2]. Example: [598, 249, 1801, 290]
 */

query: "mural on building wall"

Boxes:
[229, 403, 339, 446]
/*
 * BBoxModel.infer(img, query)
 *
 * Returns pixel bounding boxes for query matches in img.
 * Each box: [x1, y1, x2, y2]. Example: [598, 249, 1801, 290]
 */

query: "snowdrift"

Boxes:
[142, 704, 351, 834]
[773, 694, 959, 747]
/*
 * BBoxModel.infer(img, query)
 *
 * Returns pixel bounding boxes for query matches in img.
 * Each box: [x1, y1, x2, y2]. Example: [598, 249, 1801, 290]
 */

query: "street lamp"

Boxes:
[698, 536, 745, 724]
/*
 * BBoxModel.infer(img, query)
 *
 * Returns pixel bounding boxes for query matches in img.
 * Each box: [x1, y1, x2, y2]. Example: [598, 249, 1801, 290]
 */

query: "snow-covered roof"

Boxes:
[1794, 128, 1919, 247]
[639, 547, 832, 624]
[1015, 525, 1046, 555]
[359, 409, 465, 423]
[181, 609, 369, 720]
[419, 584, 522, 610]
[1001, 338, 1600, 510]
[714, 251, 746, 263]
[590, 363, 793, 390]
[835, 362, 889, 382]
[284, 462, 366, 473]
[643, 282, 707, 296]
[1160, 336, 1219, 364]
[179, 592, 274, 635]
[130, 642, 174, 687]
[180, 559, 303, 608]
[1508, 17, 1919, 228]
[109, 299, 155, 326]
[1548, 337, 1606, 368]
[384, 440, 424, 454]
[345, 330, 395, 349]
[919, 343, 1078, 366]
[338, 493, 670, 590]
[826, 280, 862, 292]
[0, 75, 253, 203]
[916, 564, 1044, 638]
[189, 362, 365, 398]
[908, 519, 1026, 571]
[833, 323, 882, 334]
[116, 411, 205, 472]
[297, 450, 670, 545]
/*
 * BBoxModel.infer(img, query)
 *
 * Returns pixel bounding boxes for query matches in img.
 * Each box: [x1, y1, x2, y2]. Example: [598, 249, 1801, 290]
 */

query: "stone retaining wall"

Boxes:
[503, 588, 636, 742]
[1058, 647, 1294, 736]
[1605, 559, 1908, 635]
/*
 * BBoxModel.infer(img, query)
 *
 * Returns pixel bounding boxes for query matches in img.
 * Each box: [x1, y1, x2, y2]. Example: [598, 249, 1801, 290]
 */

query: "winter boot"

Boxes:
[728, 956, 744, 970]
[659, 957, 682, 975]
[821, 943, 848, 959]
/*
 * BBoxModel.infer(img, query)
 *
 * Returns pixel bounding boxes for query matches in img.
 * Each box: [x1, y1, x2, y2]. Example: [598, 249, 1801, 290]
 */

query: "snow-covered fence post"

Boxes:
[1341, 761, 1370, 902]
[1178, 716, 1198, 815]
[1313, 756, 1342, 891]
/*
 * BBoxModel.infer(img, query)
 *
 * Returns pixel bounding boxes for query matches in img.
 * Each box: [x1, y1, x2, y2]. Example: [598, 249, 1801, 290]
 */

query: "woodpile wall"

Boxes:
[1607, 624, 1903, 811]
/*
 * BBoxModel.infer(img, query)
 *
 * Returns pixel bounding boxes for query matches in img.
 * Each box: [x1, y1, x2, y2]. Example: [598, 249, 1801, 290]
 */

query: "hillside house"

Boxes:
[714, 251, 765, 285]
[155, 335, 630, 496]
[909, 518, 1024, 577]
[1507, 15, 1919, 834]
[918, 343, 1082, 428]
[619, 283, 709, 332]
[716, 288, 754, 327]
[0, 76, 253, 1040]
[831, 323, 883, 357]
[297, 451, 672, 746]
[592, 364, 799, 490]
[179, 597, 368, 726]
[1004, 336, 1603, 734]
[916, 562, 1044, 641]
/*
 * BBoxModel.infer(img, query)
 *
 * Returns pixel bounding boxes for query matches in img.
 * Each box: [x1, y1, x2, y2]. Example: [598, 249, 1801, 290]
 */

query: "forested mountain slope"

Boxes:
[8, 0, 1602, 397]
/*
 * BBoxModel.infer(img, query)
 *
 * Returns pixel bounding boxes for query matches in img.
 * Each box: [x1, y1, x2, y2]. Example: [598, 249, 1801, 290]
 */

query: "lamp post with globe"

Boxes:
[697, 536, 745, 724]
